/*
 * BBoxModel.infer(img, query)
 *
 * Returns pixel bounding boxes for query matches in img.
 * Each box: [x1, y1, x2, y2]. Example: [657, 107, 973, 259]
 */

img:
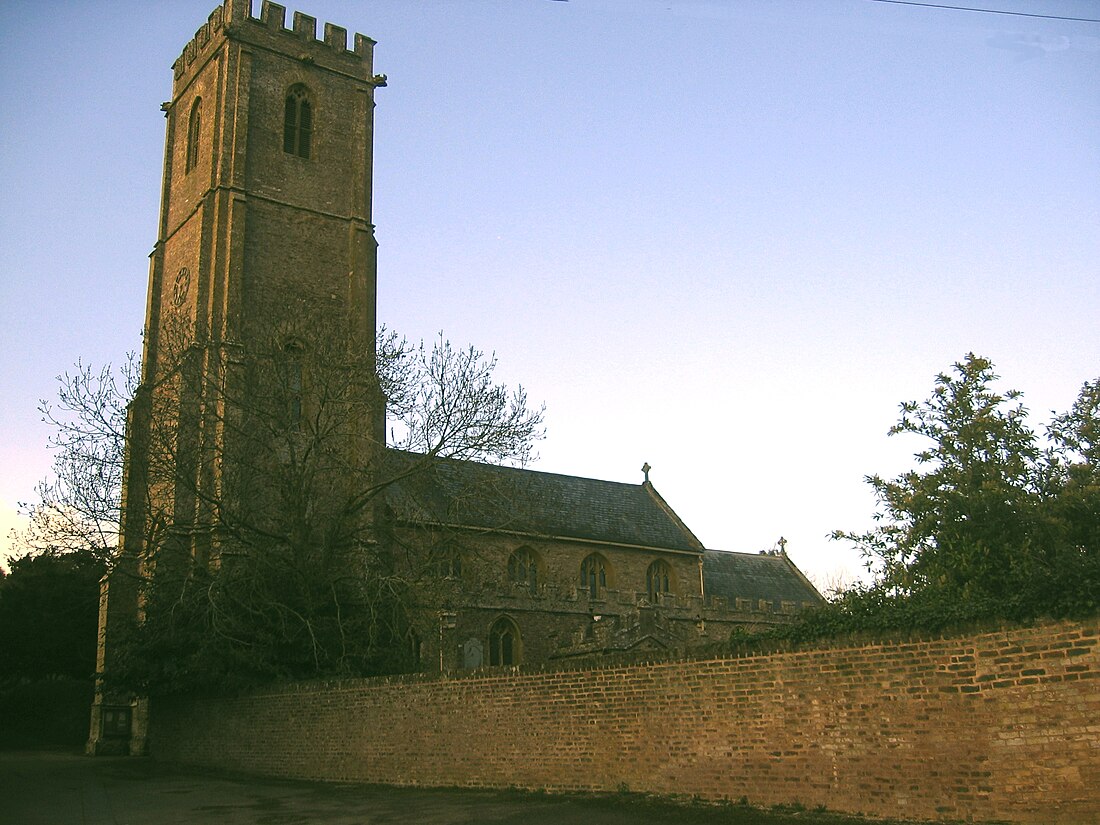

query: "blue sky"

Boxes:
[1, 0, 1098, 586]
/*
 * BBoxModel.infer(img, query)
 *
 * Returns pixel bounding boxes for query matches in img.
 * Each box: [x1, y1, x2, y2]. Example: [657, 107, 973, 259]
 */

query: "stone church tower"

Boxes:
[88, 0, 386, 754]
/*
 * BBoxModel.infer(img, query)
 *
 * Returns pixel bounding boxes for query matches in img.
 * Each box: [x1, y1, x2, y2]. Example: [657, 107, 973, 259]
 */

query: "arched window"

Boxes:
[405, 629, 422, 668]
[646, 559, 674, 601]
[507, 546, 540, 594]
[185, 98, 202, 173]
[428, 542, 462, 579]
[283, 340, 305, 430]
[283, 84, 313, 159]
[580, 553, 609, 599]
[488, 616, 521, 666]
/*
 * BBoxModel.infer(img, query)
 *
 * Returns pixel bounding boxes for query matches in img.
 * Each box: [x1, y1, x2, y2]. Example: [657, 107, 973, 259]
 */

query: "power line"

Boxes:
[867, 0, 1100, 23]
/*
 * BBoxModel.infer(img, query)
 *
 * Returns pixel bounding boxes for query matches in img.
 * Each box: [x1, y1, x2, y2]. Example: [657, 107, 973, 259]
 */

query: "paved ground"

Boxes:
[0, 750, 899, 825]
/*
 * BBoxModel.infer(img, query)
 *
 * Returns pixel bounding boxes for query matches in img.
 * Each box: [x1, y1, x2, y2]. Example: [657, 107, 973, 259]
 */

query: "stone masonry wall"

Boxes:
[150, 619, 1100, 823]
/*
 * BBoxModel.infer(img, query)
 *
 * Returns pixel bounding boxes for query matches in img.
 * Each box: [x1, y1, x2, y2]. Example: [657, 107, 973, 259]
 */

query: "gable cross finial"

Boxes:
[641, 462, 651, 483]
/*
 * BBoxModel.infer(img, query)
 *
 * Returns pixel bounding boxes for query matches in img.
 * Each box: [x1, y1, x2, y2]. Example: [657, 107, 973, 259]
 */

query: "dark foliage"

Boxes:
[0, 678, 94, 749]
[109, 557, 419, 697]
[0, 548, 105, 682]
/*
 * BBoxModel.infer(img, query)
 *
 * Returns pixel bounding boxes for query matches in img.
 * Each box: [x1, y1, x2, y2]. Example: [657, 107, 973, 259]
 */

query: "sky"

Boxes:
[1, 0, 1098, 587]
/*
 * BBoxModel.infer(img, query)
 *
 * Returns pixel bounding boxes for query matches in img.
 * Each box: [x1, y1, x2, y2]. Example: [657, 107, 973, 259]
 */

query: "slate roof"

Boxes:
[382, 450, 704, 554]
[702, 550, 824, 606]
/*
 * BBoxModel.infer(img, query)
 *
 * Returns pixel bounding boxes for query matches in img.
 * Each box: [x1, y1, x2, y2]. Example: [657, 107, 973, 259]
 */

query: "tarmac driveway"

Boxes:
[0, 750, 900, 825]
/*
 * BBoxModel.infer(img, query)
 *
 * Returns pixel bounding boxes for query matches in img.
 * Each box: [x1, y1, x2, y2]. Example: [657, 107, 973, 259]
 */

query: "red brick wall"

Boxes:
[150, 619, 1100, 823]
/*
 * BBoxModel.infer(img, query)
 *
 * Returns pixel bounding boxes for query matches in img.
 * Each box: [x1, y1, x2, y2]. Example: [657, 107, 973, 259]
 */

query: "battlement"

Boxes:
[173, 0, 378, 86]
[250, 0, 375, 57]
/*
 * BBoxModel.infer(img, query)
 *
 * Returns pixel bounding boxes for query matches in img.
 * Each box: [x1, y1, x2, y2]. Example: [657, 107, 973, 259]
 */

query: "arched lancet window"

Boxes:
[488, 616, 521, 666]
[428, 542, 463, 579]
[185, 98, 202, 173]
[283, 340, 305, 429]
[507, 546, 540, 594]
[283, 84, 313, 159]
[580, 553, 609, 599]
[405, 628, 421, 668]
[646, 559, 674, 601]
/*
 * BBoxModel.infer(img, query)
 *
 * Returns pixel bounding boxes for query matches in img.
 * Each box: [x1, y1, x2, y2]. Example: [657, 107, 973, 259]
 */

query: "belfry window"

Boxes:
[580, 553, 609, 599]
[283, 85, 313, 159]
[646, 559, 673, 601]
[488, 616, 521, 666]
[185, 98, 202, 173]
[507, 546, 540, 594]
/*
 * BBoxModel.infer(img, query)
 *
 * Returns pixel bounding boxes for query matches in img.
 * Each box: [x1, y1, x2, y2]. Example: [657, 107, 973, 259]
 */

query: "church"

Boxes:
[89, 0, 821, 755]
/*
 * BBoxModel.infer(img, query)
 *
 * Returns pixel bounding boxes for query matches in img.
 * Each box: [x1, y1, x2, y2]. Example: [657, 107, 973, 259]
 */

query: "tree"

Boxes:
[385, 332, 542, 465]
[17, 327, 544, 693]
[17, 359, 138, 563]
[0, 548, 105, 682]
[1037, 377, 1100, 615]
[0, 550, 106, 749]
[833, 354, 1099, 623]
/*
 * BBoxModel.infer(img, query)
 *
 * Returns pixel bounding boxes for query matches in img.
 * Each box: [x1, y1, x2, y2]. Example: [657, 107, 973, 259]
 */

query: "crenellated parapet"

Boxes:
[171, 0, 383, 97]
[245, 0, 377, 61]
[171, 1, 232, 86]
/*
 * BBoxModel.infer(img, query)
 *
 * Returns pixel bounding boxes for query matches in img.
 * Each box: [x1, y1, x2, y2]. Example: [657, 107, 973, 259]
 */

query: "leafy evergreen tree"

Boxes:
[833, 355, 1099, 629]
[738, 356, 1098, 650]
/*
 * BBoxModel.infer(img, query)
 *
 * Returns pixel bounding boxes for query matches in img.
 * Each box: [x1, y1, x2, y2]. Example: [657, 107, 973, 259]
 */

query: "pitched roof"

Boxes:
[702, 550, 824, 606]
[382, 450, 705, 553]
